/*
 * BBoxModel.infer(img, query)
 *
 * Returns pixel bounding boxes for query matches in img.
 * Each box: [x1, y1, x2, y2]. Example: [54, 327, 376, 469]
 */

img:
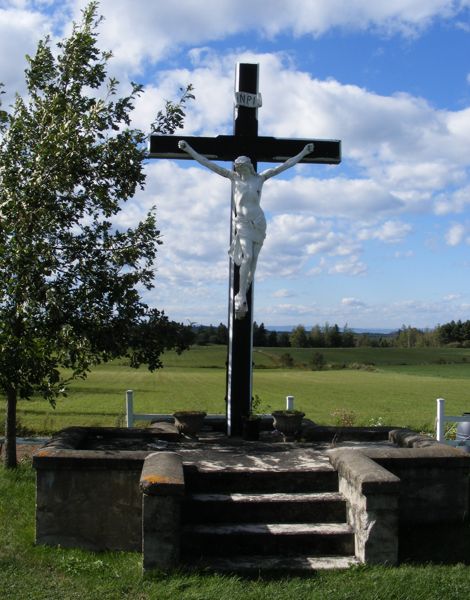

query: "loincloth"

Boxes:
[228, 214, 266, 265]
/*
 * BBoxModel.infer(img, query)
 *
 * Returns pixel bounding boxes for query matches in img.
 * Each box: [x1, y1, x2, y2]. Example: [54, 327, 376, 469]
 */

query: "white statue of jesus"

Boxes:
[178, 140, 314, 317]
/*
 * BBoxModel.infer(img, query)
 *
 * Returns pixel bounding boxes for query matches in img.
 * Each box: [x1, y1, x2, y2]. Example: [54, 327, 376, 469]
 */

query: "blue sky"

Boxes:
[2, 1, 470, 329]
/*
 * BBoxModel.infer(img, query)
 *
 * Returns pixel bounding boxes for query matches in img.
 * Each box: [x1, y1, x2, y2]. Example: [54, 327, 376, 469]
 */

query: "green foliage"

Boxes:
[193, 323, 228, 345]
[310, 351, 326, 370]
[279, 352, 294, 368]
[253, 321, 268, 346]
[290, 324, 309, 348]
[437, 319, 470, 346]
[0, 2, 193, 466]
[331, 408, 357, 427]
[151, 84, 195, 135]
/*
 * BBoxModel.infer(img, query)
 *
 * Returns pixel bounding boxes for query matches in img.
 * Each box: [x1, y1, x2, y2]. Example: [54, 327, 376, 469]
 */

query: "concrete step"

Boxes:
[183, 491, 347, 524]
[182, 522, 355, 557]
[185, 554, 361, 573]
[183, 466, 338, 493]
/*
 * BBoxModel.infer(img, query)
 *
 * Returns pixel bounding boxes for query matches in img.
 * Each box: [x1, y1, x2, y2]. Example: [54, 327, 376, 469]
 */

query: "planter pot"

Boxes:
[242, 417, 261, 441]
[173, 411, 207, 437]
[271, 410, 305, 441]
[457, 413, 470, 453]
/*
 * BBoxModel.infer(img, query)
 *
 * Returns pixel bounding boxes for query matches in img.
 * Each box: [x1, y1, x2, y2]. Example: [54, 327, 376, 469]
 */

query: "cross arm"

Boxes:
[148, 135, 341, 165]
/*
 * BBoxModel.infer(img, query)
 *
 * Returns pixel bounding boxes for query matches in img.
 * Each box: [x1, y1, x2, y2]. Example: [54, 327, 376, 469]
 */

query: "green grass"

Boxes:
[11, 346, 470, 435]
[1, 462, 470, 600]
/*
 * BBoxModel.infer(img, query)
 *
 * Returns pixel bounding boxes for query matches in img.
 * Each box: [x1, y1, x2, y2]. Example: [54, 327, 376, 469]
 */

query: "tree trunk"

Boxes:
[4, 386, 17, 469]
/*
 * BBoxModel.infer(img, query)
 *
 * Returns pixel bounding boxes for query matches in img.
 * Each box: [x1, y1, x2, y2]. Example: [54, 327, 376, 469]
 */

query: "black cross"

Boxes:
[149, 63, 341, 436]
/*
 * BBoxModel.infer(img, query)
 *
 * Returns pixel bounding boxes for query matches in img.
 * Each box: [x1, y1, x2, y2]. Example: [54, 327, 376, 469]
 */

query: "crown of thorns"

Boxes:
[234, 156, 252, 166]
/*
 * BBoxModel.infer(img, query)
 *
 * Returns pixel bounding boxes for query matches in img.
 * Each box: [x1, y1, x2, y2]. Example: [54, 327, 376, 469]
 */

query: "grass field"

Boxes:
[10, 345, 470, 435]
[1, 463, 470, 600]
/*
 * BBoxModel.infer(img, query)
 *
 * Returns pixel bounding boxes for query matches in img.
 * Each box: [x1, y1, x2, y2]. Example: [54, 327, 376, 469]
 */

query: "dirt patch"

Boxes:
[0, 442, 45, 461]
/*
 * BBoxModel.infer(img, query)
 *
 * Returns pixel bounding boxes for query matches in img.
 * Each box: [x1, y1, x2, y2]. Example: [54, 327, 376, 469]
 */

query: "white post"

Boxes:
[126, 390, 134, 428]
[436, 397, 445, 442]
[286, 395, 294, 411]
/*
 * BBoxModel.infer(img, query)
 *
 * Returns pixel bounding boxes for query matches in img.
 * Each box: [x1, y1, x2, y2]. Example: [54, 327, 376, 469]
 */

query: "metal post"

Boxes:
[126, 389, 134, 428]
[226, 63, 259, 436]
[436, 397, 445, 441]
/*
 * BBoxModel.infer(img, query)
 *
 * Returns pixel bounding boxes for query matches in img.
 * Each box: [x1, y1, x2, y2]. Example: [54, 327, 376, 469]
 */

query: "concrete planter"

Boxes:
[173, 411, 207, 437]
[272, 410, 305, 441]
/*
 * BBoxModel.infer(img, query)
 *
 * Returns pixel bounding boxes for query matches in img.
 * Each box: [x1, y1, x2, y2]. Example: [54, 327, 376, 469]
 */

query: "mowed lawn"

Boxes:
[14, 346, 470, 434]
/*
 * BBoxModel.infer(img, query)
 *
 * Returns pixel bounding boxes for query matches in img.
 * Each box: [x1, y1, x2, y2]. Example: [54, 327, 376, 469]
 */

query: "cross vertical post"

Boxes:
[226, 63, 259, 436]
[147, 63, 341, 438]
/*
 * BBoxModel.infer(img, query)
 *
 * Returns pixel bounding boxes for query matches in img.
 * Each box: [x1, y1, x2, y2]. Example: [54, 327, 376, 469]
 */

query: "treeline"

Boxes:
[192, 320, 470, 348]
[436, 320, 470, 346]
[192, 322, 362, 347]
[192, 322, 289, 347]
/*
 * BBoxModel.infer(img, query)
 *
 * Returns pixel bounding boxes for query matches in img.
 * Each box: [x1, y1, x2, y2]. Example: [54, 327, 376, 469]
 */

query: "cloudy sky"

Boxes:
[2, 0, 470, 330]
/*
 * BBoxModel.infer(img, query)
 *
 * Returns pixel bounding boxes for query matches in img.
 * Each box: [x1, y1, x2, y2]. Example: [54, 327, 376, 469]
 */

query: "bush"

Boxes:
[279, 352, 294, 368]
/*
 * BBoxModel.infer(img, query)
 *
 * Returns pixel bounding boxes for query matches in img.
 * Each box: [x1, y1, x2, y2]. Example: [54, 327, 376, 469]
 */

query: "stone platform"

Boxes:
[32, 422, 470, 571]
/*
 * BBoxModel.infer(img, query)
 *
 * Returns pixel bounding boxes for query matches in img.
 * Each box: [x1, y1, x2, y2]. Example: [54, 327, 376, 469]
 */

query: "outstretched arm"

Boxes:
[178, 140, 234, 179]
[259, 143, 314, 181]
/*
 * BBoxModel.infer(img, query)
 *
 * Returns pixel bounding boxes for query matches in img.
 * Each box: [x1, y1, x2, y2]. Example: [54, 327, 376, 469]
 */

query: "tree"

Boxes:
[0, 3, 193, 468]
[278, 332, 291, 347]
[215, 323, 228, 345]
[310, 325, 325, 348]
[266, 330, 278, 347]
[326, 323, 342, 348]
[342, 324, 355, 348]
[290, 324, 309, 348]
[253, 322, 267, 347]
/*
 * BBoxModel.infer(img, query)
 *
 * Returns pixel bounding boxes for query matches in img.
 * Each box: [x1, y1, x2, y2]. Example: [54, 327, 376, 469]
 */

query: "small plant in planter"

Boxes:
[271, 409, 305, 441]
[242, 395, 269, 441]
[173, 411, 207, 438]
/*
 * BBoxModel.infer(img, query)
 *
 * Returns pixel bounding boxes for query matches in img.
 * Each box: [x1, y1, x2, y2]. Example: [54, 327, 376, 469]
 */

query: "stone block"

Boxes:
[141, 452, 185, 572]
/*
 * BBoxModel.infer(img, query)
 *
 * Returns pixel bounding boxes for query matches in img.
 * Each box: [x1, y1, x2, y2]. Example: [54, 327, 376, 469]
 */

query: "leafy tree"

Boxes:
[290, 324, 309, 348]
[278, 332, 291, 347]
[395, 325, 423, 348]
[0, 3, 193, 468]
[310, 325, 325, 348]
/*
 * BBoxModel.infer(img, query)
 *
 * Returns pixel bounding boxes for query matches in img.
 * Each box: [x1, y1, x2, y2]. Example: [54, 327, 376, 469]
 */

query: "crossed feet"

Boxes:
[234, 292, 248, 319]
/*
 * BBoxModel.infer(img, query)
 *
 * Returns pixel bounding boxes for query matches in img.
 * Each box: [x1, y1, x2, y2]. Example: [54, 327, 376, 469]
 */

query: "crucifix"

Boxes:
[149, 63, 341, 436]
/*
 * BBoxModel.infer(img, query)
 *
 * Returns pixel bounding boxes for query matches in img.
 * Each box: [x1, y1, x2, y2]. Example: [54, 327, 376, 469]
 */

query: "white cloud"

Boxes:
[65, 1, 468, 73]
[394, 250, 414, 258]
[272, 288, 294, 298]
[266, 176, 402, 219]
[358, 220, 412, 243]
[445, 223, 466, 246]
[341, 297, 368, 308]
[0, 5, 52, 100]
[434, 185, 470, 215]
[142, 51, 470, 221]
[328, 256, 367, 276]
[2, 1, 470, 328]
